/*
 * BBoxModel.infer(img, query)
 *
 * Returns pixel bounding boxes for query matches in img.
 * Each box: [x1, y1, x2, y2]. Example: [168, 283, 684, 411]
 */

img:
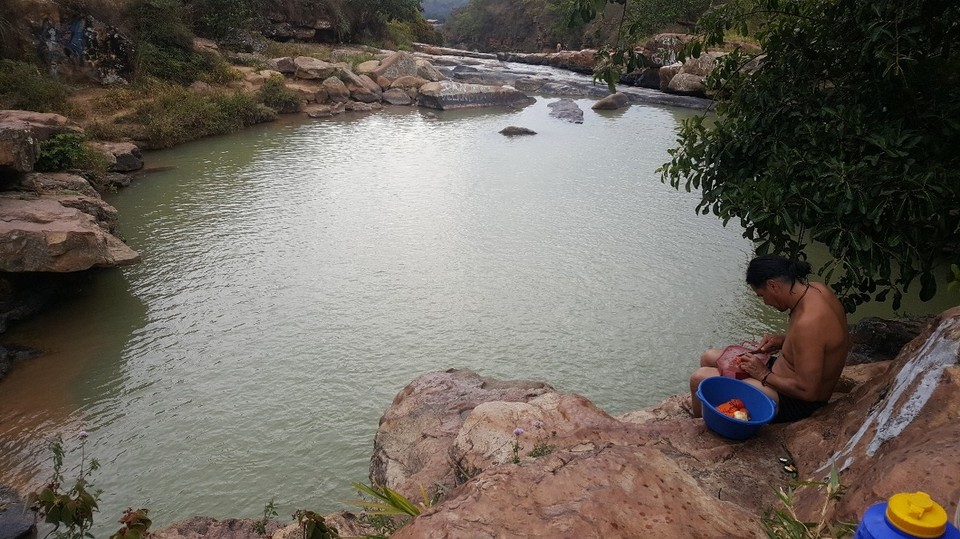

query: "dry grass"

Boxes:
[262, 41, 332, 60]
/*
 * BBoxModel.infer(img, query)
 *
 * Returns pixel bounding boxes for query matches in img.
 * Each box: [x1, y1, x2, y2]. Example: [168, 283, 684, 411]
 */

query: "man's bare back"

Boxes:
[772, 282, 850, 401]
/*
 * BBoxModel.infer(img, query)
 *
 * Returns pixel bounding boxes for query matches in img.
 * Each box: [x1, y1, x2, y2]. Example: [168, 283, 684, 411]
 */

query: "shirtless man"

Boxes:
[689, 255, 851, 422]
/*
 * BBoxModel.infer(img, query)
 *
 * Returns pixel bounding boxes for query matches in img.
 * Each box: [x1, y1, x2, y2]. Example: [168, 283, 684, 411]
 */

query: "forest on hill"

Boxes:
[421, 0, 470, 21]
[441, 0, 710, 52]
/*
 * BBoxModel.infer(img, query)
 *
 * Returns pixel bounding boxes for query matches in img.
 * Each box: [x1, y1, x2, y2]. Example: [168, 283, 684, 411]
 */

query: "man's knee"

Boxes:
[690, 366, 719, 389]
[700, 348, 722, 368]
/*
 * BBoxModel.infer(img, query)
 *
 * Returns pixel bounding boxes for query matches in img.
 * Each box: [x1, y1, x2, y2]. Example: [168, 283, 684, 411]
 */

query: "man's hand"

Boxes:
[736, 353, 770, 380]
[756, 334, 785, 353]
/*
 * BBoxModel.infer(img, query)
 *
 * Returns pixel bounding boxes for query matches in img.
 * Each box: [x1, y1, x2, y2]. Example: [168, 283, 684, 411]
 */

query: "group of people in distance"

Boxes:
[690, 254, 851, 423]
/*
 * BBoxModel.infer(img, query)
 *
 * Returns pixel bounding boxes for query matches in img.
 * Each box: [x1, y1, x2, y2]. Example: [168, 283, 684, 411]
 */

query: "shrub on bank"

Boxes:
[134, 85, 275, 148]
[0, 59, 73, 114]
[258, 75, 302, 114]
[35, 133, 110, 173]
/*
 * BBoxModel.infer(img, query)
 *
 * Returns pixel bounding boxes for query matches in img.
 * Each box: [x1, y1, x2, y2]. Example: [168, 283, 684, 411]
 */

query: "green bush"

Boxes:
[129, 0, 241, 84]
[189, 0, 255, 39]
[0, 59, 72, 113]
[135, 86, 274, 148]
[34, 133, 109, 173]
[257, 75, 302, 114]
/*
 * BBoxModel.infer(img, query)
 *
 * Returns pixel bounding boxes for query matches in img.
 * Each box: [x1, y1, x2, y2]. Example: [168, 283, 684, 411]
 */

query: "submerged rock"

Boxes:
[499, 126, 537, 136]
[416, 81, 535, 110]
[547, 98, 584, 123]
[592, 92, 630, 110]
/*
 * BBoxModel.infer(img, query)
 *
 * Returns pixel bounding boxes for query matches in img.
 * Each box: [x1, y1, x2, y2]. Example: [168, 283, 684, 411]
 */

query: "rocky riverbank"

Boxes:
[129, 309, 958, 538]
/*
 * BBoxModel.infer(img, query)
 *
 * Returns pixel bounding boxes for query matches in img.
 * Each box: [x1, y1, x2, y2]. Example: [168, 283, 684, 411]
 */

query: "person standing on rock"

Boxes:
[689, 255, 851, 422]
[556, 42, 563, 53]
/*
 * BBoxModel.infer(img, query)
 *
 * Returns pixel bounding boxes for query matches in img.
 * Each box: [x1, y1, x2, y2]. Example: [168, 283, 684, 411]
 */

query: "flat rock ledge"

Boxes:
[416, 81, 536, 110]
[0, 171, 140, 272]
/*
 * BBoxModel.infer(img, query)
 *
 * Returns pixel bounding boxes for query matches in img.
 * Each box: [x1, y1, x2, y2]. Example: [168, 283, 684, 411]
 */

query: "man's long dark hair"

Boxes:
[746, 255, 812, 287]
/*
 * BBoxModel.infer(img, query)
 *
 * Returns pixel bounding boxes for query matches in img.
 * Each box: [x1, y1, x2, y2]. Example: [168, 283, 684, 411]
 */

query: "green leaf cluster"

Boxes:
[109, 508, 153, 539]
[762, 466, 858, 538]
[347, 482, 433, 517]
[292, 509, 339, 539]
[659, 0, 960, 311]
[29, 437, 102, 539]
[129, 0, 238, 84]
[189, 0, 256, 40]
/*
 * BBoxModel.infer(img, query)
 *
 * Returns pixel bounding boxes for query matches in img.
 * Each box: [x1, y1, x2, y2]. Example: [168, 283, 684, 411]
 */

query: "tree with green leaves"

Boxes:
[580, 0, 960, 311]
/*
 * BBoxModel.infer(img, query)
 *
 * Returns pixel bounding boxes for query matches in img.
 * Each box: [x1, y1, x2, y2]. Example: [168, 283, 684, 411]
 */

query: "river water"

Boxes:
[0, 96, 953, 534]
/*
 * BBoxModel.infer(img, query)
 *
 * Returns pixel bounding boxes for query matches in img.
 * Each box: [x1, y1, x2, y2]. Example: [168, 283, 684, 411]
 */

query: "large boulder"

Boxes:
[496, 50, 597, 75]
[0, 110, 82, 140]
[0, 121, 36, 173]
[322, 77, 350, 103]
[293, 56, 338, 80]
[621, 67, 662, 89]
[371, 370, 777, 538]
[390, 76, 429, 91]
[0, 485, 34, 539]
[0, 111, 82, 173]
[547, 98, 584, 123]
[667, 73, 707, 96]
[382, 88, 413, 106]
[354, 59, 380, 75]
[415, 59, 446, 82]
[284, 80, 325, 103]
[371, 51, 419, 80]
[267, 57, 296, 74]
[89, 142, 143, 172]
[416, 82, 535, 110]
[592, 92, 630, 110]
[666, 52, 723, 97]
[0, 194, 140, 272]
[659, 63, 683, 92]
[370, 369, 553, 495]
[846, 316, 930, 365]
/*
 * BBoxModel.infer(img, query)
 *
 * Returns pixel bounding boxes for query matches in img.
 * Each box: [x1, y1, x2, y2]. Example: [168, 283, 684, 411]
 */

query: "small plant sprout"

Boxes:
[527, 421, 556, 458]
[109, 508, 152, 539]
[252, 499, 278, 537]
[292, 509, 338, 539]
[511, 427, 524, 464]
[30, 432, 103, 539]
[347, 482, 432, 517]
[761, 465, 858, 538]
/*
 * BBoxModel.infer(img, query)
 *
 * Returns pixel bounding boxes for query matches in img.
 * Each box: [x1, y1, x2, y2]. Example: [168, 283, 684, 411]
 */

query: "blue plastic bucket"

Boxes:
[697, 376, 776, 440]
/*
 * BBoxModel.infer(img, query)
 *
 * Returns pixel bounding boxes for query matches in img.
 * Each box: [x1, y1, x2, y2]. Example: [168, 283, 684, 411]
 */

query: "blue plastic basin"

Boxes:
[697, 376, 776, 440]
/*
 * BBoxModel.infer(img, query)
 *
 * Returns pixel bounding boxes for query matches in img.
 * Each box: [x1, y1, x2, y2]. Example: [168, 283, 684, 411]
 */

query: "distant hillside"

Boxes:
[422, 0, 470, 21]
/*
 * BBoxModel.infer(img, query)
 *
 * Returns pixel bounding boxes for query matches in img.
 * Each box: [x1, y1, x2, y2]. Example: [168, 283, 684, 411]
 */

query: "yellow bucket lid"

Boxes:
[885, 492, 948, 538]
